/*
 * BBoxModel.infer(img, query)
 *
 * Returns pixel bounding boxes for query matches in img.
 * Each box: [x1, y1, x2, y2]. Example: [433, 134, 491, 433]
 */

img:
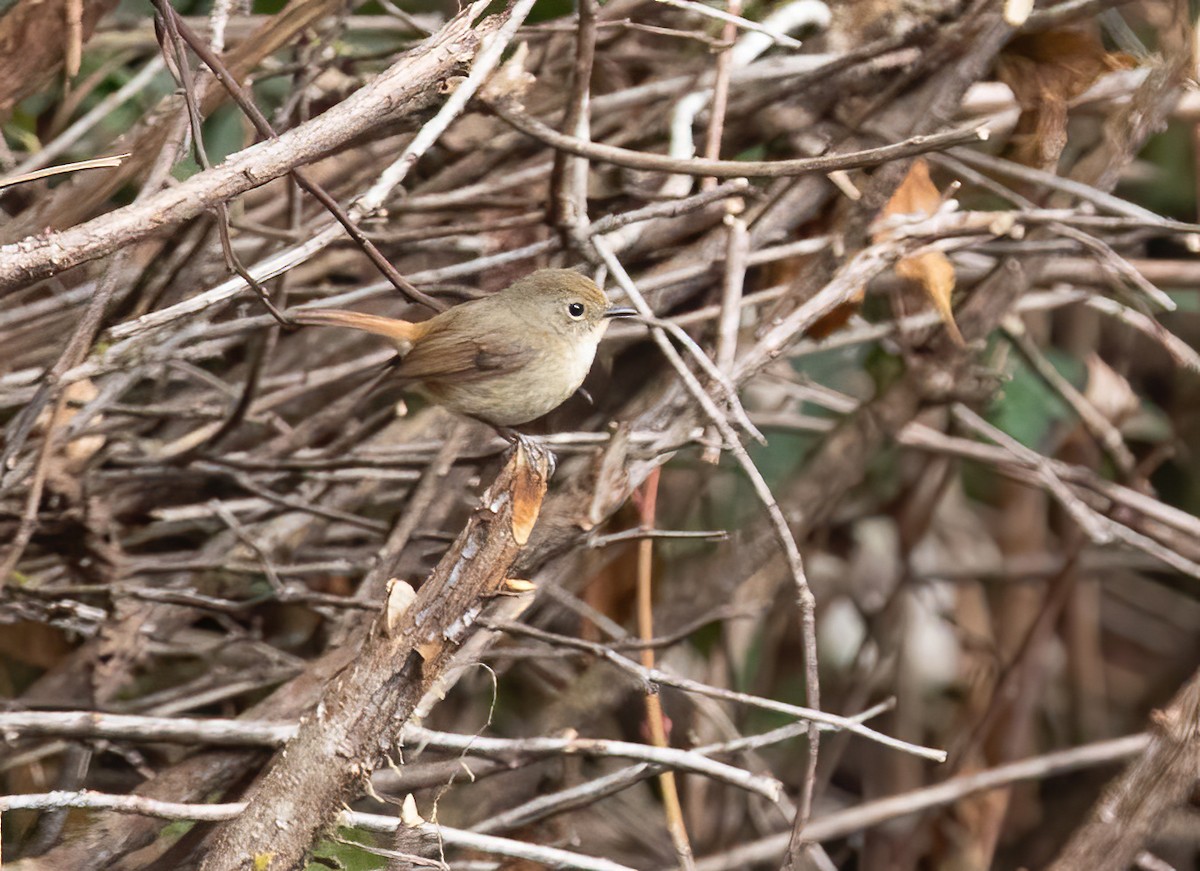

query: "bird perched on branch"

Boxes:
[291, 268, 636, 438]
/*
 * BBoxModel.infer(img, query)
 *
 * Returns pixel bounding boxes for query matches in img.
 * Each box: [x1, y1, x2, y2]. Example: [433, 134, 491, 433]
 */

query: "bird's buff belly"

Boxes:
[424, 347, 595, 427]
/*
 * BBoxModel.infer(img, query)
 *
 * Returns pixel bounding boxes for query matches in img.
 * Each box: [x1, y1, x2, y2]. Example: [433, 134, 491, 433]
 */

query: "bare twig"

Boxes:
[0, 791, 636, 871]
[0, 154, 130, 190]
[493, 101, 989, 179]
[689, 733, 1150, 869]
[489, 622, 934, 761]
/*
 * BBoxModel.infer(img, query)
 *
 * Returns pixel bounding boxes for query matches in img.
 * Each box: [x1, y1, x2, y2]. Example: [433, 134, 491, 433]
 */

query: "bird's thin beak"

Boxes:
[604, 306, 638, 319]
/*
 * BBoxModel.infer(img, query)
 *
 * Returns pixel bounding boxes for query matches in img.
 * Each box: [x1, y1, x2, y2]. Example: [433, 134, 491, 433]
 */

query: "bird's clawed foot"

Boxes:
[495, 427, 557, 477]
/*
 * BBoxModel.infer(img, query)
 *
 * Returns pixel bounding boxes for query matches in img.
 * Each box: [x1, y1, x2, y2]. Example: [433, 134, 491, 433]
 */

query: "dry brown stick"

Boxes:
[701, 210, 749, 463]
[0, 392, 67, 587]
[950, 405, 1116, 544]
[7, 735, 1144, 869]
[1, 0, 350, 242]
[106, 0, 540, 344]
[156, 3, 308, 327]
[85, 183, 745, 352]
[699, 1, 737, 192]
[344, 422, 469, 606]
[0, 154, 128, 189]
[0, 95, 193, 529]
[1, 419, 470, 870]
[1048, 668, 1200, 871]
[764, 372, 1200, 567]
[471, 702, 895, 837]
[1000, 318, 1138, 477]
[635, 467, 697, 869]
[197, 445, 551, 871]
[947, 145, 1164, 223]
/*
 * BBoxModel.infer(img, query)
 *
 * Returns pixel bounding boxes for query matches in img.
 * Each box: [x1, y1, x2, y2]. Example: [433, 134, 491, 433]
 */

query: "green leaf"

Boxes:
[986, 351, 1079, 450]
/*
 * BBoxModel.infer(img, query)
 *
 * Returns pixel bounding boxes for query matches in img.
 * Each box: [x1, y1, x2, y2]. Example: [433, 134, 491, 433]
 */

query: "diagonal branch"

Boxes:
[197, 445, 552, 871]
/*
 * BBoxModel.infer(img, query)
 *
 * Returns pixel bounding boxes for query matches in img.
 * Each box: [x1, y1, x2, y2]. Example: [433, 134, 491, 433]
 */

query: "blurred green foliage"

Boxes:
[987, 349, 1080, 450]
[305, 827, 385, 871]
[1119, 121, 1197, 221]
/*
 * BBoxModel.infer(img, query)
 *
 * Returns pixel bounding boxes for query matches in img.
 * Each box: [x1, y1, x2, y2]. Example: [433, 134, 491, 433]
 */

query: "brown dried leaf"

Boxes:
[879, 159, 963, 345]
[415, 638, 443, 663]
[896, 251, 964, 345]
[1084, 353, 1139, 425]
[881, 157, 942, 221]
[997, 29, 1136, 169]
[35, 379, 106, 472]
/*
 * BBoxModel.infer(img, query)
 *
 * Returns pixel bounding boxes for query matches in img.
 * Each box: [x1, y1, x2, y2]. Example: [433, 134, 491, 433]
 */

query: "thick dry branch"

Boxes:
[196, 445, 551, 871]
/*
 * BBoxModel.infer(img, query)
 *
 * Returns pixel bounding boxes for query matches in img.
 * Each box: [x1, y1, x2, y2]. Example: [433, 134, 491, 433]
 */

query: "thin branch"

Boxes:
[492, 100, 989, 179]
[652, 0, 804, 48]
[0, 791, 637, 871]
[166, 7, 444, 312]
[688, 734, 1150, 869]
[488, 622, 938, 761]
[0, 154, 130, 190]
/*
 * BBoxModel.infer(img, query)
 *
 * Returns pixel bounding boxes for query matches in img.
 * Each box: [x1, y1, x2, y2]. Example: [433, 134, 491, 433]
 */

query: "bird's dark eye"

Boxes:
[567, 302, 585, 318]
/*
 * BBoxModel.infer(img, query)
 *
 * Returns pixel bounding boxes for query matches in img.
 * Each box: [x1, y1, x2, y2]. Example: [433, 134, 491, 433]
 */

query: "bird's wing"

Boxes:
[393, 319, 537, 384]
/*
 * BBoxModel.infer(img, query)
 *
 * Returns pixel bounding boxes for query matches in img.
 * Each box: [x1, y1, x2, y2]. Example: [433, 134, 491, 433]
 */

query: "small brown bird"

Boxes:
[291, 269, 636, 431]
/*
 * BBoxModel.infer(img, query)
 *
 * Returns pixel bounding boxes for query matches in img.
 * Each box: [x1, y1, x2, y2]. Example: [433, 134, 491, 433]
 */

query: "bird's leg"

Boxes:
[495, 427, 556, 477]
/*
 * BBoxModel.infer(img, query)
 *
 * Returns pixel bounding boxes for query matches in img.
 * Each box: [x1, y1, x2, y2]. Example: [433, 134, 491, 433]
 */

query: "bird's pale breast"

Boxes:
[424, 335, 599, 427]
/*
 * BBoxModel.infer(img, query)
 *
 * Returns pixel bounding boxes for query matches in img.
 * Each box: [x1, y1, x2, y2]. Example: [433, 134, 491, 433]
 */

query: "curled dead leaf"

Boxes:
[877, 159, 964, 345]
[895, 250, 964, 346]
[1084, 353, 1138, 425]
[881, 159, 942, 222]
[997, 29, 1136, 169]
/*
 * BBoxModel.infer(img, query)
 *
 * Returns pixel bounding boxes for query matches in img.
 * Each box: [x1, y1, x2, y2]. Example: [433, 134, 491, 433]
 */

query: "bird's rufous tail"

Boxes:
[291, 309, 425, 354]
